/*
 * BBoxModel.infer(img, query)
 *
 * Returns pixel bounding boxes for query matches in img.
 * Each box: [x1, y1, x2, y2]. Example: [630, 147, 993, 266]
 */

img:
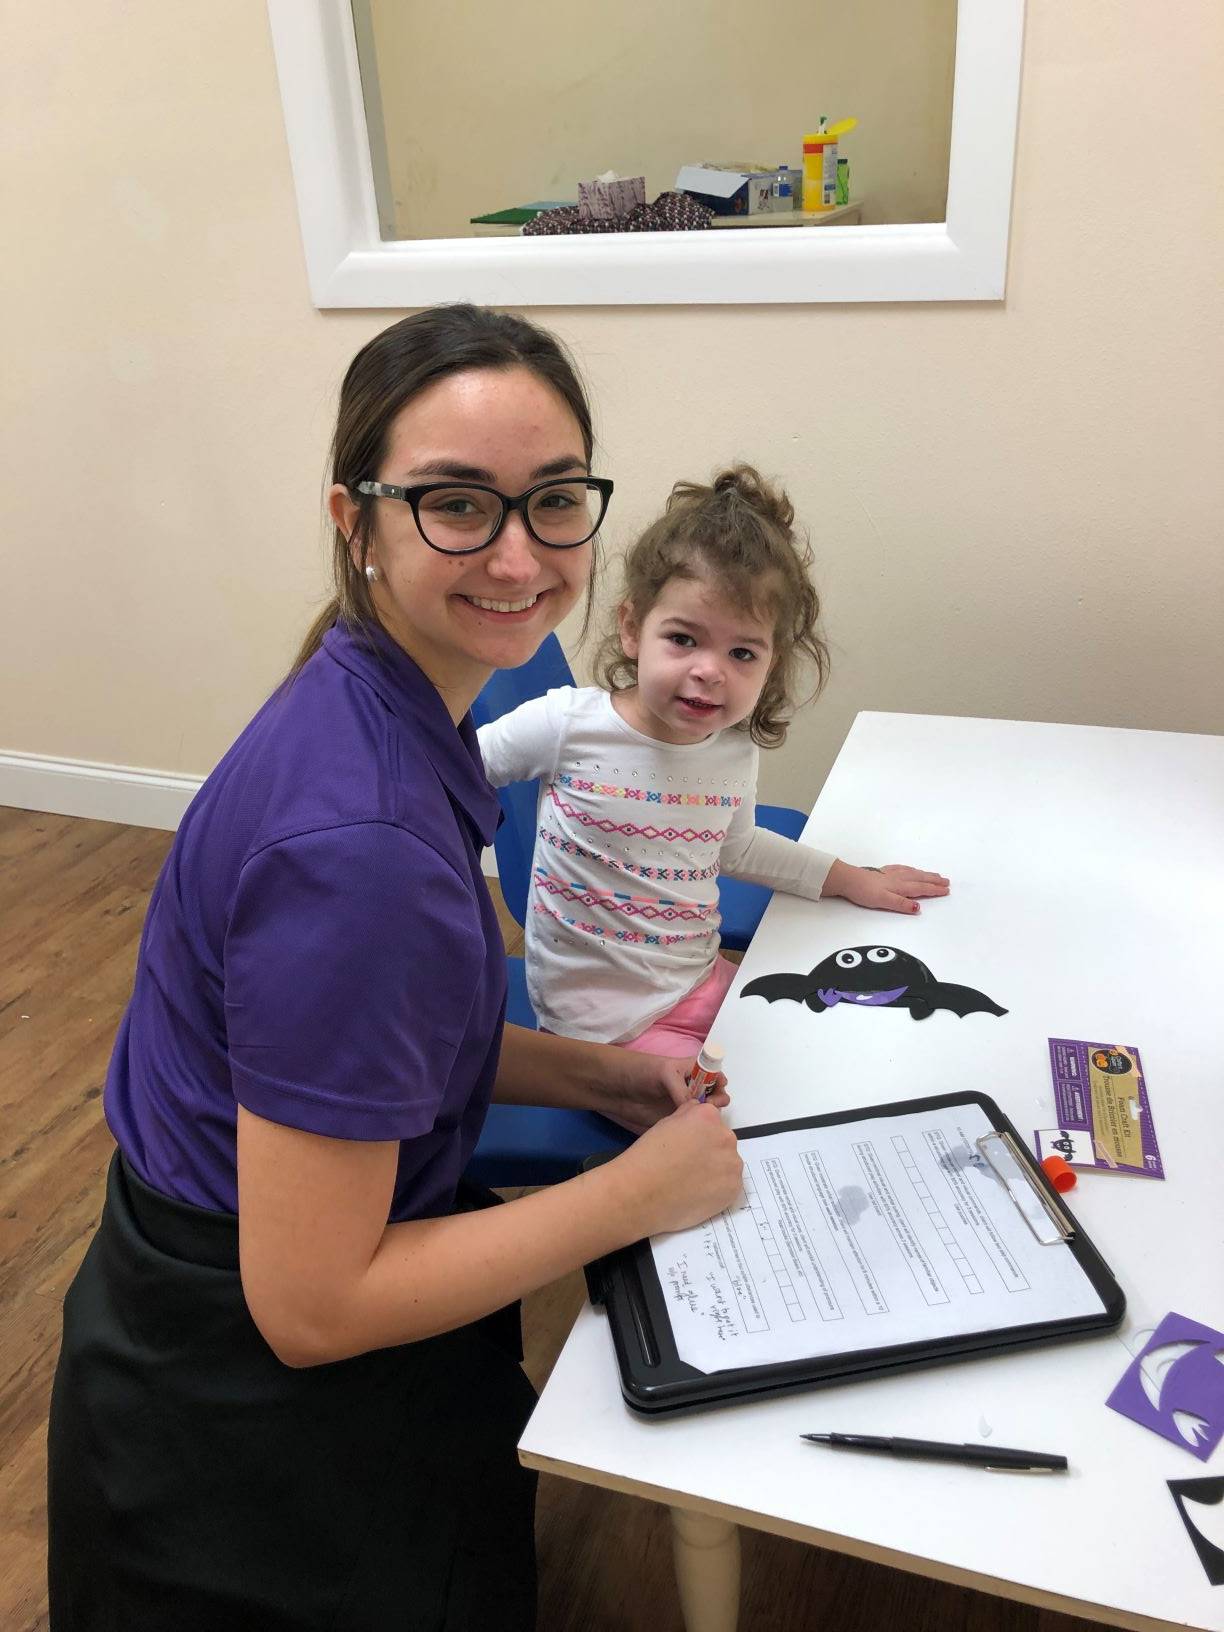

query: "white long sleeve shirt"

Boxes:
[477, 687, 835, 1044]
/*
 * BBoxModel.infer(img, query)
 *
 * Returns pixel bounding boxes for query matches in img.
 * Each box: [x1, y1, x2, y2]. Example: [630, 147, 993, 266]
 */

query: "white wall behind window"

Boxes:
[366, 0, 956, 238]
[2, 0, 1222, 822]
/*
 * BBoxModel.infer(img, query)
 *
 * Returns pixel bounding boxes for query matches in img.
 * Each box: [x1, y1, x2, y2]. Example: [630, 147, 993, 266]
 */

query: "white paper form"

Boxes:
[650, 1102, 1107, 1375]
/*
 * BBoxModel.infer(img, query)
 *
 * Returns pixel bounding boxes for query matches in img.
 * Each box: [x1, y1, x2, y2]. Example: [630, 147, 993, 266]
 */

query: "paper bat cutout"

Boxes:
[741, 945, 1007, 1020]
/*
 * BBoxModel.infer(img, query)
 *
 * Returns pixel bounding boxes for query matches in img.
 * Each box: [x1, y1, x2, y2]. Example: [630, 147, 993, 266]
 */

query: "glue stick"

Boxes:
[686, 1041, 725, 1103]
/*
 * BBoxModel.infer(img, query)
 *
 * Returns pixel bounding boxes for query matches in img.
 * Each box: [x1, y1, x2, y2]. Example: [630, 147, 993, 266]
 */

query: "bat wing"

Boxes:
[741, 973, 823, 1008]
[920, 980, 1008, 1018]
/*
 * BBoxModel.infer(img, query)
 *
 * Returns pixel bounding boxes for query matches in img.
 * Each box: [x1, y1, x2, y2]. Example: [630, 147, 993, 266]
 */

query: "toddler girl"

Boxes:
[477, 466, 948, 1058]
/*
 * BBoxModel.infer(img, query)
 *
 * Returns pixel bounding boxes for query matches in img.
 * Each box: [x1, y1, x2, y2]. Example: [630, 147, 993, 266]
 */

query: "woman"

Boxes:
[47, 305, 742, 1632]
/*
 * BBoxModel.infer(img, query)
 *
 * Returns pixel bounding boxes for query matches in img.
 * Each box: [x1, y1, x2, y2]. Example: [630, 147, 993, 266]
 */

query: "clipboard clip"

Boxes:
[976, 1130, 1075, 1245]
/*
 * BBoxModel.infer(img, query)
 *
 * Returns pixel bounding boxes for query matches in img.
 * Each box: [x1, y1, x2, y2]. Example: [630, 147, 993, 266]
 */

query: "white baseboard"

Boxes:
[0, 749, 503, 876]
[0, 750, 203, 831]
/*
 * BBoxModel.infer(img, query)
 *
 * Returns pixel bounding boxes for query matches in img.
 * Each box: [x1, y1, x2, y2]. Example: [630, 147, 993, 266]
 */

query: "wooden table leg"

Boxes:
[669, 1507, 741, 1632]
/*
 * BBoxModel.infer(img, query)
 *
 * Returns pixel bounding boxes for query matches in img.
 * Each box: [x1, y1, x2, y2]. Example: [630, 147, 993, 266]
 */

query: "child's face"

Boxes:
[617, 572, 775, 745]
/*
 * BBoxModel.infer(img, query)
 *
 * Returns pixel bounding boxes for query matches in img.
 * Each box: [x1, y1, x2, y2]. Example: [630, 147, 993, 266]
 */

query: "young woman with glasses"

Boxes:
[46, 305, 741, 1632]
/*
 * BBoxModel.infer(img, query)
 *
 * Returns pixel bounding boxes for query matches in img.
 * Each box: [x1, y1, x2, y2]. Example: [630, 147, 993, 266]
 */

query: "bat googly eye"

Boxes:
[835, 949, 863, 969]
[866, 947, 897, 964]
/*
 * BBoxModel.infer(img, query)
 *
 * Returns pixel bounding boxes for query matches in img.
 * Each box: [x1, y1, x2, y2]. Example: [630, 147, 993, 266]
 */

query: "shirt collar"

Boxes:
[322, 621, 503, 847]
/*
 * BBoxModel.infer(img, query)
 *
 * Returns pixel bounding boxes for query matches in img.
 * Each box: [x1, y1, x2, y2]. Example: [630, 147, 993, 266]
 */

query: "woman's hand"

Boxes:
[611, 1100, 743, 1237]
[823, 859, 950, 916]
[593, 1047, 730, 1134]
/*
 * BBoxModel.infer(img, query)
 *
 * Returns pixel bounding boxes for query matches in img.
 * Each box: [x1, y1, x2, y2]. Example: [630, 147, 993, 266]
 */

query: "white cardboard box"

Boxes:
[674, 164, 784, 216]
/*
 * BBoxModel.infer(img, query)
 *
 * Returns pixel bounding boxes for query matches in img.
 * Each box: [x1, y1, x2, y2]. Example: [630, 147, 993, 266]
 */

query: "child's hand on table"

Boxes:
[823, 859, 950, 916]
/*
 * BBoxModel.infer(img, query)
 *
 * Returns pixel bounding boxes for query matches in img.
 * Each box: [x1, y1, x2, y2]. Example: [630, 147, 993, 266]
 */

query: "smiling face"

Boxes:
[810, 945, 929, 1004]
[613, 571, 776, 745]
[329, 366, 594, 718]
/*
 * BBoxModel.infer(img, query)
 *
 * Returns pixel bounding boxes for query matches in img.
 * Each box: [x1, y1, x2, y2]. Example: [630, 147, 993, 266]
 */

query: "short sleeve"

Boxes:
[224, 822, 489, 1141]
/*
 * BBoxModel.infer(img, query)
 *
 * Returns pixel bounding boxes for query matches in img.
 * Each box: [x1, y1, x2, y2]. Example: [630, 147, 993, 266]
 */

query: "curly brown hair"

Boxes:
[596, 465, 829, 748]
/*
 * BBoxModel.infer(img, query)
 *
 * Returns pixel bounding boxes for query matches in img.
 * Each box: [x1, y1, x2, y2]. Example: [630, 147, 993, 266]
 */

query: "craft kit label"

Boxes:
[1035, 1038, 1164, 1179]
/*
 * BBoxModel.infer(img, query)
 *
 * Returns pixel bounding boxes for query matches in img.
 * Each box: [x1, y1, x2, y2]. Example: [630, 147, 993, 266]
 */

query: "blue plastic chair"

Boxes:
[464, 633, 806, 1184]
[468, 637, 632, 1184]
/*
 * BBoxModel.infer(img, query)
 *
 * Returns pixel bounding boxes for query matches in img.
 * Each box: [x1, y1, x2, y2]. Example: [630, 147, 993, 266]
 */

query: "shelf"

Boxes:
[709, 201, 864, 227]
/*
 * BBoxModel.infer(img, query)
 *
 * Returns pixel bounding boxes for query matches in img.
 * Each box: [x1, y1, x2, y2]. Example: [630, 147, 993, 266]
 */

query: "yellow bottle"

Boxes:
[802, 118, 857, 212]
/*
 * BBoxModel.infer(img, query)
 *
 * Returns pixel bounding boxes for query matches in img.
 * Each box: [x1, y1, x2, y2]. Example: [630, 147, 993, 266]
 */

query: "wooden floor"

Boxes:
[0, 806, 1108, 1632]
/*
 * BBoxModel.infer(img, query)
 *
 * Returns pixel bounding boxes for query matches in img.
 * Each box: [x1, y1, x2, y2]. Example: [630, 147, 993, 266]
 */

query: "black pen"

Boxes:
[801, 1433, 1068, 1473]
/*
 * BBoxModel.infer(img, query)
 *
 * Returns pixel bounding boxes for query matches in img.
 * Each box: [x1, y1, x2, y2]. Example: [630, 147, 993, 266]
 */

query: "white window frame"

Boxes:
[266, 0, 1024, 308]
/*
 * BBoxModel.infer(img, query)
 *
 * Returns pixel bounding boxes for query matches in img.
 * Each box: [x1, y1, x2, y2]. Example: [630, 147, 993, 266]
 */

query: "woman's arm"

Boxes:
[493, 1023, 727, 1131]
[227, 822, 738, 1368]
[237, 1098, 741, 1368]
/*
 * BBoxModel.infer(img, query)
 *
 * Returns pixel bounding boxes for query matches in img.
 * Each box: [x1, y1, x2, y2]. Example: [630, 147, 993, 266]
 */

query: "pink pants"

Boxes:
[619, 956, 738, 1060]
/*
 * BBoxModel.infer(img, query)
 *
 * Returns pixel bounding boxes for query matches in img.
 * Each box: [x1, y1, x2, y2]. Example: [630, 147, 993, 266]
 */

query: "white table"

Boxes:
[521, 713, 1224, 1632]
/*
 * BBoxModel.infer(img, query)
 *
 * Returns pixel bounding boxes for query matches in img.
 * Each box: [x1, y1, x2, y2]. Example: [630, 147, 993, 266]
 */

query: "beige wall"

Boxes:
[2, 0, 1222, 821]
[366, 0, 955, 236]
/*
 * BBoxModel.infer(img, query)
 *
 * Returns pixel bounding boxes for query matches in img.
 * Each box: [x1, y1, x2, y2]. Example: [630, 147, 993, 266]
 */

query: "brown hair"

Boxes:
[291, 303, 597, 673]
[597, 465, 829, 748]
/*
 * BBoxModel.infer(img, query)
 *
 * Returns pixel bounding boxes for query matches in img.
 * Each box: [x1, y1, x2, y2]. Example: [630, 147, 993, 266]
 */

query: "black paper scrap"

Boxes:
[1168, 1476, 1224, 1585]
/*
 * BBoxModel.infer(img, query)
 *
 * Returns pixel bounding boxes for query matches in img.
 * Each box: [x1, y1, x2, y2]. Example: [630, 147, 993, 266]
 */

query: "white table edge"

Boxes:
[519, 1446, 1192, 1632]
[849, 707, 1223, 747]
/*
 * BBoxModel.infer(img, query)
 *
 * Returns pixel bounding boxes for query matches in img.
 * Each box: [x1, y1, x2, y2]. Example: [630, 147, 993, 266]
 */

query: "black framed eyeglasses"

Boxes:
[354, 476, 614, 555]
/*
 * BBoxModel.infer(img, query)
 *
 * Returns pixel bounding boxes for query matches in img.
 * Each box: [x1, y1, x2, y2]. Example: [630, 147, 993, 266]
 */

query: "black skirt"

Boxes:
[47, 1153, 538, 1632]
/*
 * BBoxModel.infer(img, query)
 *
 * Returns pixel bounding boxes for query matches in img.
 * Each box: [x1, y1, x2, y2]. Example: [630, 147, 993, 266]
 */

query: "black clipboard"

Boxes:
[583, 1092, 1125, 1417]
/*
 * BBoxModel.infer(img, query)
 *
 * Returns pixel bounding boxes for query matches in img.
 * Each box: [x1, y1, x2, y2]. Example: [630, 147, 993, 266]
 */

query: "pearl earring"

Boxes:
[365, 563, 379, 584]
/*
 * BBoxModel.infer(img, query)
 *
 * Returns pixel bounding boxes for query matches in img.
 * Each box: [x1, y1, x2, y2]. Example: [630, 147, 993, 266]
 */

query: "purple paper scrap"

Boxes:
[1107, 1312, 1224, 1461]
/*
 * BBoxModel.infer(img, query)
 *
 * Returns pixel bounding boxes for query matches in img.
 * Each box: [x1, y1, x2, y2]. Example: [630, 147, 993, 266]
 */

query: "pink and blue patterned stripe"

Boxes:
[532, 901, 709, 949]
[557, 772, 740, 809]
[548, 787, 728, 845]
[533, 867, 714, 923]
[536, 826, 719, 884]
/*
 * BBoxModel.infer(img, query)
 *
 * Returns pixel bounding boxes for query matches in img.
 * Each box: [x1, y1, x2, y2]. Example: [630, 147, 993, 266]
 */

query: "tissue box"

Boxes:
[674, 164, 783, 216]
[577, 173, 646, 222]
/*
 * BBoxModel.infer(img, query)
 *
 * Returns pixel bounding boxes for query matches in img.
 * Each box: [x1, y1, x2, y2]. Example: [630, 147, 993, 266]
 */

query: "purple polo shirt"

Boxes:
[104, 623, 508, 1223]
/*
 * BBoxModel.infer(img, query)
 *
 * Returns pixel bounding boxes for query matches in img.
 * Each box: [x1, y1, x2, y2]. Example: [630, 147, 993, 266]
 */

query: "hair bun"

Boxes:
[710, 464, 794, 530]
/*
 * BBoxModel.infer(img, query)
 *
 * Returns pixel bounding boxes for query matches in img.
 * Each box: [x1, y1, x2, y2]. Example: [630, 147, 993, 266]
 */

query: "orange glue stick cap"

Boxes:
[686, 1041, 725, 1100]
[1041, 1153, 1077, 1193]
